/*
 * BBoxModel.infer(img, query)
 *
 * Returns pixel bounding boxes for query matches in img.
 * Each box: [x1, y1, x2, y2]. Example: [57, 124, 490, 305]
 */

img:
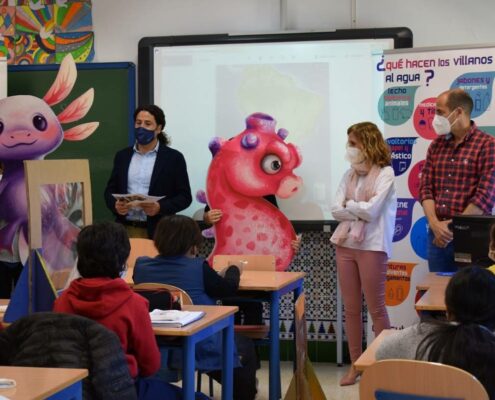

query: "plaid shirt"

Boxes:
[419, 122, 495, 218]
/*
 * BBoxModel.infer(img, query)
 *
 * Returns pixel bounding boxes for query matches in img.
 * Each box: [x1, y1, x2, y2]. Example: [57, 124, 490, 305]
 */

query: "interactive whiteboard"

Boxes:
[138, 29, 412, 223]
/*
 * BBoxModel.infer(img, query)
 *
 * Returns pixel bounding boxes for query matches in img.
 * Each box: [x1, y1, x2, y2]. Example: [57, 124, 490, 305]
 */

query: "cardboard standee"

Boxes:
[4, 159, 92, 322]
[284, 294, 326, 400]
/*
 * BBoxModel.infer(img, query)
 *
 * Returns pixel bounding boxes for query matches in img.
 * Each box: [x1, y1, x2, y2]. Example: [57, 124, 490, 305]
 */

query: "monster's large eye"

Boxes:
[261, 154, 282, 174]
[0, 120, 3, 135]
[33, 114, 47, 131]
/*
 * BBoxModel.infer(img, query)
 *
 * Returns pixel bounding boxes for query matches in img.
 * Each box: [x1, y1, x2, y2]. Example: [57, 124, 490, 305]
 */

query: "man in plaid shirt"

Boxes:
[419, 88, 495, 272]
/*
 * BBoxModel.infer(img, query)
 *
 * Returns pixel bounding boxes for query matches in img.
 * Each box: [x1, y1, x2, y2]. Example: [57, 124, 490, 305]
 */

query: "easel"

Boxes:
[285, 293, 326, 400]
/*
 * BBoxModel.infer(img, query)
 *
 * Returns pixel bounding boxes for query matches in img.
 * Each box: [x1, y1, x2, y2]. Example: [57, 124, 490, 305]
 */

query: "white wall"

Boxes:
[92, 0, 280, 63]
[92, 0, 495, 64]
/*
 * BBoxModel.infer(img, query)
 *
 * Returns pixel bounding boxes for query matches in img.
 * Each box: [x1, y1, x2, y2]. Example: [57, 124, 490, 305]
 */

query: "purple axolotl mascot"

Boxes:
[0, 54, 99, 270]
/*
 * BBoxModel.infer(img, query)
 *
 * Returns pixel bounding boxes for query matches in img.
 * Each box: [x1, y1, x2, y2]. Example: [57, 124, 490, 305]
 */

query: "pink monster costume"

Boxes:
[206, 113, 302, 271]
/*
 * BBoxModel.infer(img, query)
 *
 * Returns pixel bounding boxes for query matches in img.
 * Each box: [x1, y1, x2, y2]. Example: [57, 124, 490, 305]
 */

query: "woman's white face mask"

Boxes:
[345, 146, 363, 164]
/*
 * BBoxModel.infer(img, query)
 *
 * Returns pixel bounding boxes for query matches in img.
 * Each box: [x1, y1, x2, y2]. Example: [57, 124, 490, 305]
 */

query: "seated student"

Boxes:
[376, 266, 495, 397]
[133, 215, 258, 400]
[53, 221, 198, 400]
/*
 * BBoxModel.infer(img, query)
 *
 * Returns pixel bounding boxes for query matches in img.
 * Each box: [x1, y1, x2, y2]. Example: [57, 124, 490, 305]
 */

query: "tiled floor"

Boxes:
[209, 361, 360, 400]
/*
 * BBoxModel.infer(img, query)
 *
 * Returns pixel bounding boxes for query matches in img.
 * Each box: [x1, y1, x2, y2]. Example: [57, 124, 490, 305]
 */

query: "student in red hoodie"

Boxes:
[54, 221, 197, 400]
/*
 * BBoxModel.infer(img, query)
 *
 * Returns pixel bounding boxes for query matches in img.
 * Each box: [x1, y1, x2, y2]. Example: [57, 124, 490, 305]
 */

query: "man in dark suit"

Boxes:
[104, 105, 192, 238]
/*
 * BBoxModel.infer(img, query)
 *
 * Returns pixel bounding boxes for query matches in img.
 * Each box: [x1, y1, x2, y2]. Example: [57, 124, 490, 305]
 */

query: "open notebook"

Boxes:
[149, 309, 205, 328]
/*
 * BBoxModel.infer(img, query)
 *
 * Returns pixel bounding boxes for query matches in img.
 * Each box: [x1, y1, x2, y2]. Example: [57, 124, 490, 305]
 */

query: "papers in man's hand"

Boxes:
[112, 194, 165, 208]
[150, 309, 205, 328]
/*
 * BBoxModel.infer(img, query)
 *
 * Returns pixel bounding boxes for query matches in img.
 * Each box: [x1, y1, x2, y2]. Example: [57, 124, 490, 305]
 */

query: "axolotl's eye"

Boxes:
[261, 154, 282, 175]
[33, 114, 48, 131]
[0, 120, 3, 135]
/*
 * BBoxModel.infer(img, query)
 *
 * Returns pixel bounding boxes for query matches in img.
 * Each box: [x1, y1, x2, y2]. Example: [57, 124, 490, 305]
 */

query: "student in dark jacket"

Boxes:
[0, 312, 137, 400]
[54, 221, 193, 400]
[134, 215, 258, 400]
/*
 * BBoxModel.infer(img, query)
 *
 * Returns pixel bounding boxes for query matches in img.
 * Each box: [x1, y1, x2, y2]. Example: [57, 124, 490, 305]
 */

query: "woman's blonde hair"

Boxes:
[347, 122, 391, 168]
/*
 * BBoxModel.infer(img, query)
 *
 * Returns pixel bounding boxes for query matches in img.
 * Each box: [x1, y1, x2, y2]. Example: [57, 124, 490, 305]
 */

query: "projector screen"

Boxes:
[138, 29, 412, 224]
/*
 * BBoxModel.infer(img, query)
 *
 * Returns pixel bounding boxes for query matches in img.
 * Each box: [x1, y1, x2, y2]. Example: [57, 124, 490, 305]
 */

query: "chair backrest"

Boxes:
[359, 359, 489, 400]
[0, 312, 137, 400]
[212, 254, 276, 271]
[126, 238, 159, 285]
[133, 282, 193, 306]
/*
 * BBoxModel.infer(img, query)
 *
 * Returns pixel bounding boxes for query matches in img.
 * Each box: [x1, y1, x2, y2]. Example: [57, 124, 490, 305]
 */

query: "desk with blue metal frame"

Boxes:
[0, 366, 88, 400]
[415, 273, 449, 312]
[152, 304, 237, 400]
[237, 270, 306, 400]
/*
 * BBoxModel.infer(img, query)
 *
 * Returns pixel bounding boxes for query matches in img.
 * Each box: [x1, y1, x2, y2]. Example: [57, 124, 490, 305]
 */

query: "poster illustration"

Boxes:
[379, 45, 495, 329]
[203, 112, 302, 271]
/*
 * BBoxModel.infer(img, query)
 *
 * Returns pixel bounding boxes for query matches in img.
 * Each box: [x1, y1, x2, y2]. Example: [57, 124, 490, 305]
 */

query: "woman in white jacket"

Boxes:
[330, 121, 397, 386]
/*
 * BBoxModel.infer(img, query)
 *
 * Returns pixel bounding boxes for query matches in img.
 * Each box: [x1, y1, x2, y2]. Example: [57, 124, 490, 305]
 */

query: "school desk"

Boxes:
[127, 269, 305, 400]
[415, 272, 450, 291]
[0, 366, 87, 400]
[235, 270, 306, 400]
[415, 273, 449, 312]
[153, 304, 238, 400]
[354, 329, 396, 372]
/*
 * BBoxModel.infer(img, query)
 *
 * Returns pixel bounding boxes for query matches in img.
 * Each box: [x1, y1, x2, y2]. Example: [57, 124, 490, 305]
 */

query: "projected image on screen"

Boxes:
[216, 62, 328, 219]
[152, 38, 394, 220]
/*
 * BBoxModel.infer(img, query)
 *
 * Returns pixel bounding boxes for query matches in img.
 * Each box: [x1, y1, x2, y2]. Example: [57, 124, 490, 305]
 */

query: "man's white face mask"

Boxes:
[432, 109, 457, 136]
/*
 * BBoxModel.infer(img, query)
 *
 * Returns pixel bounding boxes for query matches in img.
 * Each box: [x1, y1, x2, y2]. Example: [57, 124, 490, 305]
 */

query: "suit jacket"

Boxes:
[104, 142, 192, 238]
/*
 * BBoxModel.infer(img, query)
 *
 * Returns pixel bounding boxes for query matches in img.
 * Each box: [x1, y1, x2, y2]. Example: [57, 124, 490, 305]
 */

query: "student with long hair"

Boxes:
[330, 121, 397, 385]
[377, 266, 495, 398]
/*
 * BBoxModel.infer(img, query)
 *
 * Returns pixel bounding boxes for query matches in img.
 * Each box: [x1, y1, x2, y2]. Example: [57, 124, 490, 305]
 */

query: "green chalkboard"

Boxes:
[7, 62, 135, 222]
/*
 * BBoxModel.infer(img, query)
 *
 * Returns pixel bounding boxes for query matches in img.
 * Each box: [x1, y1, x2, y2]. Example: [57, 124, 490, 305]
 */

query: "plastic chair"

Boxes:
[359, 359, 489, 400]
[125, 238, 159, 285]
[133, 282, 193, 306]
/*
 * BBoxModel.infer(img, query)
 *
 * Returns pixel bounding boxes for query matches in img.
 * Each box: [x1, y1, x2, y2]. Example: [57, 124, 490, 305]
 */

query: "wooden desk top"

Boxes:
[238, 270, 305, 291]
[152, 305, 238, 336]
[354, 329, 396, 372]
[416, 273, 450, 291]
[127, 268, 305, 291]
[415, 286, 446, 311]
[0, 366, 88, 400]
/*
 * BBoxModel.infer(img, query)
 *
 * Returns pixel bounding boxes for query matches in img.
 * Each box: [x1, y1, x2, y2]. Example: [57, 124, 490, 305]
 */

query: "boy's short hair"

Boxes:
[77, 221, 130, 279]
[153, 215, 203, 257]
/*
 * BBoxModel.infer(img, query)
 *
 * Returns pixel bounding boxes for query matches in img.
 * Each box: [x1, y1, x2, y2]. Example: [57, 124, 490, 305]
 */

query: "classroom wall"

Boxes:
[92, 0, 495, 64]
[89, 0, 495, 362]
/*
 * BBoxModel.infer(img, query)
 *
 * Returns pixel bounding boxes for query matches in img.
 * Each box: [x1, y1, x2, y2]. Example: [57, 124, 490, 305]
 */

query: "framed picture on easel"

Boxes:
[26, 159, 92, 291]
[4, 159, 92, 321]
